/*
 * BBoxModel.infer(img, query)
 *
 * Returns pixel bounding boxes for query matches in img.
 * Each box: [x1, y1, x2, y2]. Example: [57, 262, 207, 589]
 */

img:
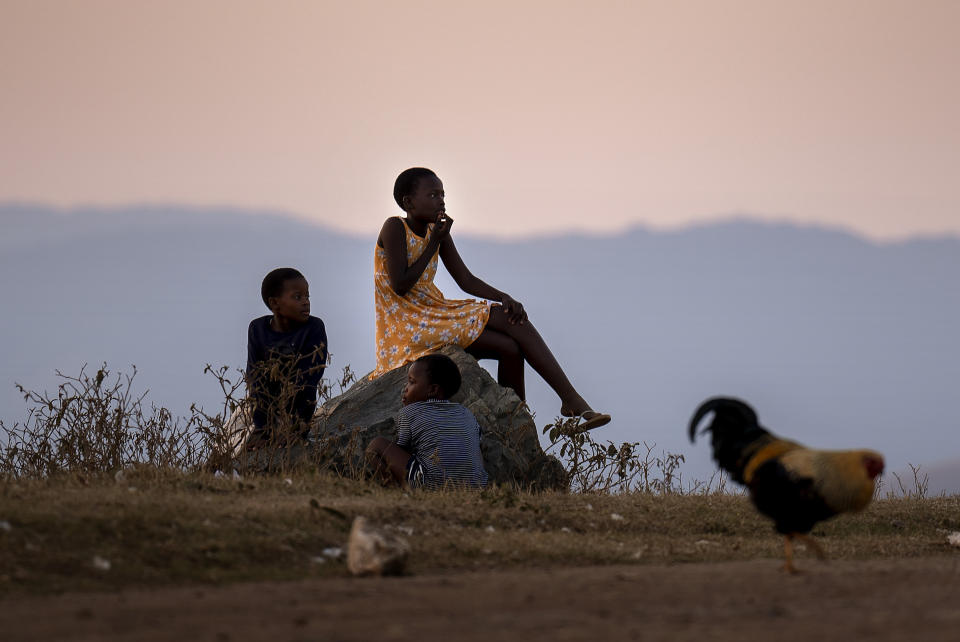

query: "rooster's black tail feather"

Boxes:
[689, 396, 770, 482]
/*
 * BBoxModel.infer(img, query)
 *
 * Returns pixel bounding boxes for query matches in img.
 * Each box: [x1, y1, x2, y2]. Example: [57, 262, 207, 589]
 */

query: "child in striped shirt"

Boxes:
[366, 354, 489, 489]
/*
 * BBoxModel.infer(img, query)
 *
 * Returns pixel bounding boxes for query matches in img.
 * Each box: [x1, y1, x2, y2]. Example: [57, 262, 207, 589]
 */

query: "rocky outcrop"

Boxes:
[311, 346, 568, 490]
[235, 346, 568, 490]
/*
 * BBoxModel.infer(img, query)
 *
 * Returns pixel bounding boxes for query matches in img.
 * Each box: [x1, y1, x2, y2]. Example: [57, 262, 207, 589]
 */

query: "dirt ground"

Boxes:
[2, 557, 958, 642]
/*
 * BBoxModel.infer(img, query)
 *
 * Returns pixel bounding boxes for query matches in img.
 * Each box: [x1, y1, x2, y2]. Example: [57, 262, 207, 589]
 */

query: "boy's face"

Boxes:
[269, 277, 310, 325]
[402, 361, 441, 406]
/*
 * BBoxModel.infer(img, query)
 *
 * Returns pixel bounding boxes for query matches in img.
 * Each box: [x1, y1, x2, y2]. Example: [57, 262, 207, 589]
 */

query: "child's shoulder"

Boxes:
[399, 399, 469, 417]
[248, 315, 325, 338]
[379, 216, 407, 238]
[248, 315, 273, 333]
[304, 316, 327, 342]
[398, 400, 432, 417]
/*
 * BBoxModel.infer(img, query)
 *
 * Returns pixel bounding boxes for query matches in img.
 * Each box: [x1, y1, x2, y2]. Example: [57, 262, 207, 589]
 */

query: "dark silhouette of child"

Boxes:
[246, 267, 327, 447]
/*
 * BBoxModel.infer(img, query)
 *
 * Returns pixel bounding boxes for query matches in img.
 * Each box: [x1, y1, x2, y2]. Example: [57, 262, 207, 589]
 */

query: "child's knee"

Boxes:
[365, 436, 390, 457]
[502, 337, 523, 360]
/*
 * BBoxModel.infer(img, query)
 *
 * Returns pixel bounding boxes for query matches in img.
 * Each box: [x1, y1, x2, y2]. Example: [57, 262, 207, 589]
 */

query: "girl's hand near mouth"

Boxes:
[433, 212, 453, 240]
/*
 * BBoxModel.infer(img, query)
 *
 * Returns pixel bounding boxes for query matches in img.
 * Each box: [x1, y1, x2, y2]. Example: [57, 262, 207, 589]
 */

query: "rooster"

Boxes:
[689, 397, 884, 572]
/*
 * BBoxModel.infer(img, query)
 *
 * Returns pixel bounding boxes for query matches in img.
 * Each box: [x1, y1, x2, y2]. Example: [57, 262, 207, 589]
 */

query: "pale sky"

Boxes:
[2, 0, 958, 240]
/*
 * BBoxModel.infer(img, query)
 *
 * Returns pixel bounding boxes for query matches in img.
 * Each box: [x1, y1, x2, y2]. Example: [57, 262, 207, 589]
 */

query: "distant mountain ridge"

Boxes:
[5, 201, 959, 247]
[2, 203, 958, 492]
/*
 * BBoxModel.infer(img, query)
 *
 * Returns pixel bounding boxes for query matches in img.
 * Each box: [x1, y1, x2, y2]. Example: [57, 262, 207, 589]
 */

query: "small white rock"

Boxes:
[585, 503, 593, 511]
[0, 520, 11, 532]
[947, 532, 960, 548]
[485, 525, 496, 533]
[347, 516, 410, 577]
[610, 513, 625, 521]
[322, 547, 343, 559]
[560, 527, 572, 533]
[284, 478, 293, 486]
[92, 556, 111, 571]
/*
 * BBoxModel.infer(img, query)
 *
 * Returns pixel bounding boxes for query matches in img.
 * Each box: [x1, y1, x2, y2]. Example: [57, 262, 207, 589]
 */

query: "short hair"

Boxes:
[261, 267, 305, 308]
[393, 167, 438, 210]
[415, 353, 462, 399]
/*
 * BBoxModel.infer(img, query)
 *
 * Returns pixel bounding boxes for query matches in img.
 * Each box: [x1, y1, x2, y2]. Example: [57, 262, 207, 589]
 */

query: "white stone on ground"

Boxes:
[347, 516, 410, 577]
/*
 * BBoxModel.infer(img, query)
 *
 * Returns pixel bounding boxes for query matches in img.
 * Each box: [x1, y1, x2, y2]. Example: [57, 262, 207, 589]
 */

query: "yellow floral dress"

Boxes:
[373, 218, 490, 377]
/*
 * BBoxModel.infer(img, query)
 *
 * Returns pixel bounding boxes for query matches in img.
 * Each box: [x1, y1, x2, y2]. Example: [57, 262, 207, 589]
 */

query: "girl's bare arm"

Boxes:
[379, 217, 450, 296]
[439, 236, 527, 324]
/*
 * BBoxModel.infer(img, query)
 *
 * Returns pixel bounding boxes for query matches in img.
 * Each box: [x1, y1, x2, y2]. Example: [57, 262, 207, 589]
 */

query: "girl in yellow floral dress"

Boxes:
[373, 168, 609, 432]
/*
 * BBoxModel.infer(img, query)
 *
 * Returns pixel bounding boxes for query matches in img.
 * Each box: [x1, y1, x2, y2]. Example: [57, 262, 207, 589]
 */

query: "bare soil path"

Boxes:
[2, 557, 958, 641]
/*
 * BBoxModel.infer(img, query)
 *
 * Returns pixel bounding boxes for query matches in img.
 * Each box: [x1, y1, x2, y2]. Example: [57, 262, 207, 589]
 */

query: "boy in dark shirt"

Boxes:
[246, 267, 327, 448]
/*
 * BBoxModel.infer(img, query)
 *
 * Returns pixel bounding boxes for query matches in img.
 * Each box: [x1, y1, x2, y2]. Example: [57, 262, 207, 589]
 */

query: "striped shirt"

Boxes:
[396, 400, 489, 490]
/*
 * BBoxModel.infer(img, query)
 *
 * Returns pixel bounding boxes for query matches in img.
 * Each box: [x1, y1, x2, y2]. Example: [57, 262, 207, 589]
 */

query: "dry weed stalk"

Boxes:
[542, 417, 710, 495]
[0, 356, 362, 479]
[889, 463, 930, 499]
[0, 364, 199, 477]
[191, 354, 357, 473]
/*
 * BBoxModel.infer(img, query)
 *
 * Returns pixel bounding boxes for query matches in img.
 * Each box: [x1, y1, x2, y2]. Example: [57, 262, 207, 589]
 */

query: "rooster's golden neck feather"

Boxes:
[743, 440, 801, 484]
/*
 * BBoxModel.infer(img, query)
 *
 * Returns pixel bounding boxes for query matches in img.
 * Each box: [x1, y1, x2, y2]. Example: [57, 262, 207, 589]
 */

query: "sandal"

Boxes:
[559, 409, 612, 434]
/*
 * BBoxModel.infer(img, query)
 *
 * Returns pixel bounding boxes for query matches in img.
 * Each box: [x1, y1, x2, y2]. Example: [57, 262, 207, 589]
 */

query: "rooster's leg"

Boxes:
[794, 533, 827, 561]
[781, 535, 799, 574]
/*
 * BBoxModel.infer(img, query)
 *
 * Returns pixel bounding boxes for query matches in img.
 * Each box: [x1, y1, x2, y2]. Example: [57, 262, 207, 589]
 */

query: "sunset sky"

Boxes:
[2, 0, 958, 240]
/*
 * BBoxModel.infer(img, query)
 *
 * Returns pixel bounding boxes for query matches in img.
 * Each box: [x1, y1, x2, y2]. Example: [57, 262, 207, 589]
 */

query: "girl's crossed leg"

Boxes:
[466, 304, 604, 424]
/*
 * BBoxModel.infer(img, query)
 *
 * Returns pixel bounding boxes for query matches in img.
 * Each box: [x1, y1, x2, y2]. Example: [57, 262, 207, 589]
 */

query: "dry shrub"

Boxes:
[542, 416, 727, 495]
[190, 358, 361, 476]
[192, 346, 334, 467]
[4, 360, 706, 495]
[0, 365, 200, 477]
[0, 359, 362, 480]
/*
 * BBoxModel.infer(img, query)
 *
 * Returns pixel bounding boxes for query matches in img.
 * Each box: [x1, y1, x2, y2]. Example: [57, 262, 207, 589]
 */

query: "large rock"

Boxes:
[306, 346, 568, 490]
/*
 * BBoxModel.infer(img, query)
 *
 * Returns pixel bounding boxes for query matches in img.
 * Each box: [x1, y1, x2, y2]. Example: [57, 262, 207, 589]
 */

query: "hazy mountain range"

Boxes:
[2, 204, 958, 493]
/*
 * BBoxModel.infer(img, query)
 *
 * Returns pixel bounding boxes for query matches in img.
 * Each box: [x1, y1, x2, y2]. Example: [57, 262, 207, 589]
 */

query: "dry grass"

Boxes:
[0, 361, 359, 477]
[2, 363, 957, 598]
[1, 471, 957, 597]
